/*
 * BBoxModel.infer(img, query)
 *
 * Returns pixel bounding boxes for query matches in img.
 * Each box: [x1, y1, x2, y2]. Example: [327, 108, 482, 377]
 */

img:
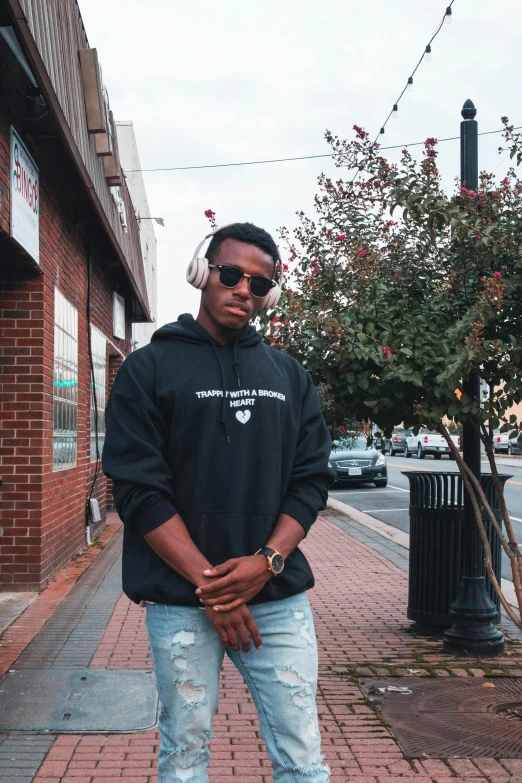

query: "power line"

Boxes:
[374, 0, 456, 142]
[124, 125, 520, 173]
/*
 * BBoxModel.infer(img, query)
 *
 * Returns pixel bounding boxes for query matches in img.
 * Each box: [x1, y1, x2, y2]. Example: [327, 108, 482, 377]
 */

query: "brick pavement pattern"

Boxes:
[2, 512, 522, 782]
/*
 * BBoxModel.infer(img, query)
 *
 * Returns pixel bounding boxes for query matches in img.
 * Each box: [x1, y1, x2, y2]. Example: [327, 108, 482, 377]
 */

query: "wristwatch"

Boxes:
[256, 547, 285, 576]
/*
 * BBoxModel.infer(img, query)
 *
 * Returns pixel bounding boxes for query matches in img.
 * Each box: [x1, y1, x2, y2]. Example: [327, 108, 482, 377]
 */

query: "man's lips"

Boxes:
[224, 301, 249, 316]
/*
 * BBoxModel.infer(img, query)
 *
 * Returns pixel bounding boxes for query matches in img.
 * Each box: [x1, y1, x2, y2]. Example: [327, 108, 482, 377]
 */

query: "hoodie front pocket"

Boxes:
[196, 511, 278, 566]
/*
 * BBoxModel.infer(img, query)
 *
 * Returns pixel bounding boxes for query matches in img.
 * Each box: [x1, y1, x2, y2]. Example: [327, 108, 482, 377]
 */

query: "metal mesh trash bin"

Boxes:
[403, 471, 512, 627]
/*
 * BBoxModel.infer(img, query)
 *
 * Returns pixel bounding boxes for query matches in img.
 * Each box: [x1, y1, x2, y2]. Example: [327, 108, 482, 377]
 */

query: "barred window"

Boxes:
[90, 326, 106, 461]
[53, 289, 78, 470]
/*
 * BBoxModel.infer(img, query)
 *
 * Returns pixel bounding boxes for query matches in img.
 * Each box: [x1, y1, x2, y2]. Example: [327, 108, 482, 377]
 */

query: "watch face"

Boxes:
[271, 554, 284, 574]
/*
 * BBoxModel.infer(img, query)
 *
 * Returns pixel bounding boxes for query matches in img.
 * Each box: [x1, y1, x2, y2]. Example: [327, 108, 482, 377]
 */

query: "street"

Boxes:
[330, 455, 522, 580]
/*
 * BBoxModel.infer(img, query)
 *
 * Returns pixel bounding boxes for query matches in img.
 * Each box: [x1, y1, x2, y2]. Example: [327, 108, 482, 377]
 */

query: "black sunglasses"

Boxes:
[208, 264, 276, 298]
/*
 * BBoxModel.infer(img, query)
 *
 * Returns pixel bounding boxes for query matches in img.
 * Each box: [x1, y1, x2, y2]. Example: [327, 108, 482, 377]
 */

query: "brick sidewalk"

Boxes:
[2, 511, 522, 782]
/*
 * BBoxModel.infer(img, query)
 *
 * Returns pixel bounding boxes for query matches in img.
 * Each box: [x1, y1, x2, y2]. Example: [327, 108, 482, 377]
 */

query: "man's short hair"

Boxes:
[206, 223, 280, 269]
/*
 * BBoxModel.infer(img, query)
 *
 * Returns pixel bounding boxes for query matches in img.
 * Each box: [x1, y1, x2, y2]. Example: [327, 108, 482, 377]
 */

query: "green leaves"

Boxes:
[262, 119, 522, 444]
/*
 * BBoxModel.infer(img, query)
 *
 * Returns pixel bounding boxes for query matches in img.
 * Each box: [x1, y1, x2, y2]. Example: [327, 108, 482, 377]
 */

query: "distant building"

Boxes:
[116, 121, 158, 349]
[0, 0, 151, 590]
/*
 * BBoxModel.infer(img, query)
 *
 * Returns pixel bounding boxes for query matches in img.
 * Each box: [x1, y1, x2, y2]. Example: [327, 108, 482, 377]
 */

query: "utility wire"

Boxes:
[374, 0, 456, 142]
[125, 125, 521, 173]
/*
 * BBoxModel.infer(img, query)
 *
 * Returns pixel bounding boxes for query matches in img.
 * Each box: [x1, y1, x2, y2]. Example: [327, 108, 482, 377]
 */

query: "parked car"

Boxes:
[383, 427, 407, 456]
[328, 436, 388, 487]
[493, 429, 510, 454]
[508, 436, 522, 455]
[404, 427, 460, 460]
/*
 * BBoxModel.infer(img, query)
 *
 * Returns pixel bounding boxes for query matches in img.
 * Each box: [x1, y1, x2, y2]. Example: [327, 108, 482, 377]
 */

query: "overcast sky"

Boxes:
[80, 0, 520, 330]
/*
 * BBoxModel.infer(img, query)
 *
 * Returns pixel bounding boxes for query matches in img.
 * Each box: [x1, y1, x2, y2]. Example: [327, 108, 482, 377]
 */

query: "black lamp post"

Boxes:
[443, 100, 504, 656]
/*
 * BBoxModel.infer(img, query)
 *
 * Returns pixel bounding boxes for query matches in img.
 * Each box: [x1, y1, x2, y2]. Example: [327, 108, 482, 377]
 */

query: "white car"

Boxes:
[404, 427, 460, 460]
[493, 429, 510, 454]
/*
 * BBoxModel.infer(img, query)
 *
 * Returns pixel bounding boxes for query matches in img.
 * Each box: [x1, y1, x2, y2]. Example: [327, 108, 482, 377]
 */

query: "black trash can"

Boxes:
[403, 471, 512, 627]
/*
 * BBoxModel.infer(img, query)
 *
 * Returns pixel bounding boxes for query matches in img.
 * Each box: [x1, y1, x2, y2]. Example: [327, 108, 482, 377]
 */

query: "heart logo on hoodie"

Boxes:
[236, 410, 251, 424]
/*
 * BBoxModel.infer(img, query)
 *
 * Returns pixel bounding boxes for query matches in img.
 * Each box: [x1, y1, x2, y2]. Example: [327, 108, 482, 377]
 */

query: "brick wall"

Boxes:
[0, 108, 131, 590]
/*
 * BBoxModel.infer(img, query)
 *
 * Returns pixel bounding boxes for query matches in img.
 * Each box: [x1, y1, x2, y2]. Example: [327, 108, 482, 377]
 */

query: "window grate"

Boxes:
[53, 289, 78, 470]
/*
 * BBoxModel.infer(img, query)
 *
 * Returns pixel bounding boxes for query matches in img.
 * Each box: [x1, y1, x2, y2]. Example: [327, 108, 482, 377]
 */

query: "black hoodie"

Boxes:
[102, 314, 331, 606]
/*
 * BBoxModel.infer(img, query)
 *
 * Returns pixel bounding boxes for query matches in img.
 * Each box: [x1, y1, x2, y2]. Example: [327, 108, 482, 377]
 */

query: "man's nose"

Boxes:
[234, 275, 251, 299]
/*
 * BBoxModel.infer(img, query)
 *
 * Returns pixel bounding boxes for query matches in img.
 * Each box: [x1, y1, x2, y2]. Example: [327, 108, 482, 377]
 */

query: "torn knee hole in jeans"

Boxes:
[175, 680, 206, 710]
[293, 610, 315, 646]
[172, 630, 195, 647]
[274, 666, 320, 740]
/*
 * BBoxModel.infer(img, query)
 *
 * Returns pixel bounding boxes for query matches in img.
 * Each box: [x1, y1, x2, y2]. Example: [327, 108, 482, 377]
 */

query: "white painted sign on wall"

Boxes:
[10, 126, 39, 263]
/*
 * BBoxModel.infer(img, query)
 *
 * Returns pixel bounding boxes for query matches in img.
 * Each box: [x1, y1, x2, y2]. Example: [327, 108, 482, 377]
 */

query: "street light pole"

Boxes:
[443, 100, 504, 656]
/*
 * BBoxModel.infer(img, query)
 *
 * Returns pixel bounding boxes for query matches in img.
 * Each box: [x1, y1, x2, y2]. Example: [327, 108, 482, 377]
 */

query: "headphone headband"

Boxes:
[186, 222, 283, 309]
[189, 223, 237, 267]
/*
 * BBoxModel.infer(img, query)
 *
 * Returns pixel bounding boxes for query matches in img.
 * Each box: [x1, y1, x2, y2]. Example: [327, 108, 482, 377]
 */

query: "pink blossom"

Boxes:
[311, 265, 321, 275]
[311, 258, 319, 265]
[493, 271, 503, 278]
[283, 263, 289, 272]
[339, 425, 346, 433]
[502, 177, 509, 185]
[387, 220, 395, 227]
[424, 137, 437, 147]
[353, 124, 369, 139]
[382, 347, 392, 359]
[336, 234, 346, 241]
[475, 234, 481, 239]
[359, 249, 367, 257]
[204, 209, 215, 219]
[392, 273, 399, 281]
[337, 329, 344, 335]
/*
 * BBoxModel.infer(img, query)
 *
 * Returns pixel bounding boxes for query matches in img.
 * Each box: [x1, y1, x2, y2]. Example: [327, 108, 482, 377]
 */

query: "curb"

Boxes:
[327, 496, 518, 610]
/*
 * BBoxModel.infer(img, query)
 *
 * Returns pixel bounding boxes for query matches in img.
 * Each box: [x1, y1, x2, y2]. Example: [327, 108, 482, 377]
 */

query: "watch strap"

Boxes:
[257, 547, 278, 559]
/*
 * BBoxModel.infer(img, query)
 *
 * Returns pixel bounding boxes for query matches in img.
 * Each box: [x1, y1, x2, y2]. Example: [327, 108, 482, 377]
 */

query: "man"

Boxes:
[103, 222, 332, 783]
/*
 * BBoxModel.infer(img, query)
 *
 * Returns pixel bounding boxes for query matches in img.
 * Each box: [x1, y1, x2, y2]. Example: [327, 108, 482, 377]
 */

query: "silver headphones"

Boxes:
[186, 224, 282, 310]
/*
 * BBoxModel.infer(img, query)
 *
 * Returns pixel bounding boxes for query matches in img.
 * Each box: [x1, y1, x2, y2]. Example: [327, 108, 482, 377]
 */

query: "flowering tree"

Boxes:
[259, 120, 522, 627]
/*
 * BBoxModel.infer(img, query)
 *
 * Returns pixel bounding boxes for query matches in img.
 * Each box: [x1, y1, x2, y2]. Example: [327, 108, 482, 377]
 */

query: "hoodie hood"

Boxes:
[151, 313, 263, 348]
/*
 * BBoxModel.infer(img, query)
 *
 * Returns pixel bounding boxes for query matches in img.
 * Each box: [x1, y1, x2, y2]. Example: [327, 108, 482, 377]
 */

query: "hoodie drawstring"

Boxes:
[212, 343, 231, 445]
[233, 340, 241, 388]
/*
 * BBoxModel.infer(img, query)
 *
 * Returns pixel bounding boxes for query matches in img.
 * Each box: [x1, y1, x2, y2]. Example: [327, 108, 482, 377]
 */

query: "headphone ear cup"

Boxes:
[263, 283, 281, 310]
[186, 256, 210, 290]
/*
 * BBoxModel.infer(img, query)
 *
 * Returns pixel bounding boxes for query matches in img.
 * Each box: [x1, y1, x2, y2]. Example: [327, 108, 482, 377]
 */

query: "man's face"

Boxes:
[201, 238, 275, 331]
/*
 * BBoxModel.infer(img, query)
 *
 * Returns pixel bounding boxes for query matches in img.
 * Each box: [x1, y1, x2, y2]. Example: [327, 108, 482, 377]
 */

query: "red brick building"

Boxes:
[0, 0, 151, 590]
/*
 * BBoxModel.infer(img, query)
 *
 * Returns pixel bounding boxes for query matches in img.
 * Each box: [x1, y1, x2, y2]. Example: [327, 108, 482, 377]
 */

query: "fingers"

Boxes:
[202, 559, 237, 578]
[215, 625, 230, 647]
[244, 612, 263, 650]
[236, 621, 252, 653]
[203, 593, 242, 608]
[212, 597, 246, 612]
[197, 574, 237, 597]
[225, 624, 241, 652]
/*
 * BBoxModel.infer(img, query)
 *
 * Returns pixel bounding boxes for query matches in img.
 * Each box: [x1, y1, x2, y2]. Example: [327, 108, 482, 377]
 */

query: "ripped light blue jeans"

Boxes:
[146, 593, 330, 783]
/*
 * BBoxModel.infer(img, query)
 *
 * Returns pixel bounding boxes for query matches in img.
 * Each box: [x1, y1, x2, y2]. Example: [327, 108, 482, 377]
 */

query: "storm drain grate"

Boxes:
[361, 677, 522, 758]
[0, 670, 158, 733]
